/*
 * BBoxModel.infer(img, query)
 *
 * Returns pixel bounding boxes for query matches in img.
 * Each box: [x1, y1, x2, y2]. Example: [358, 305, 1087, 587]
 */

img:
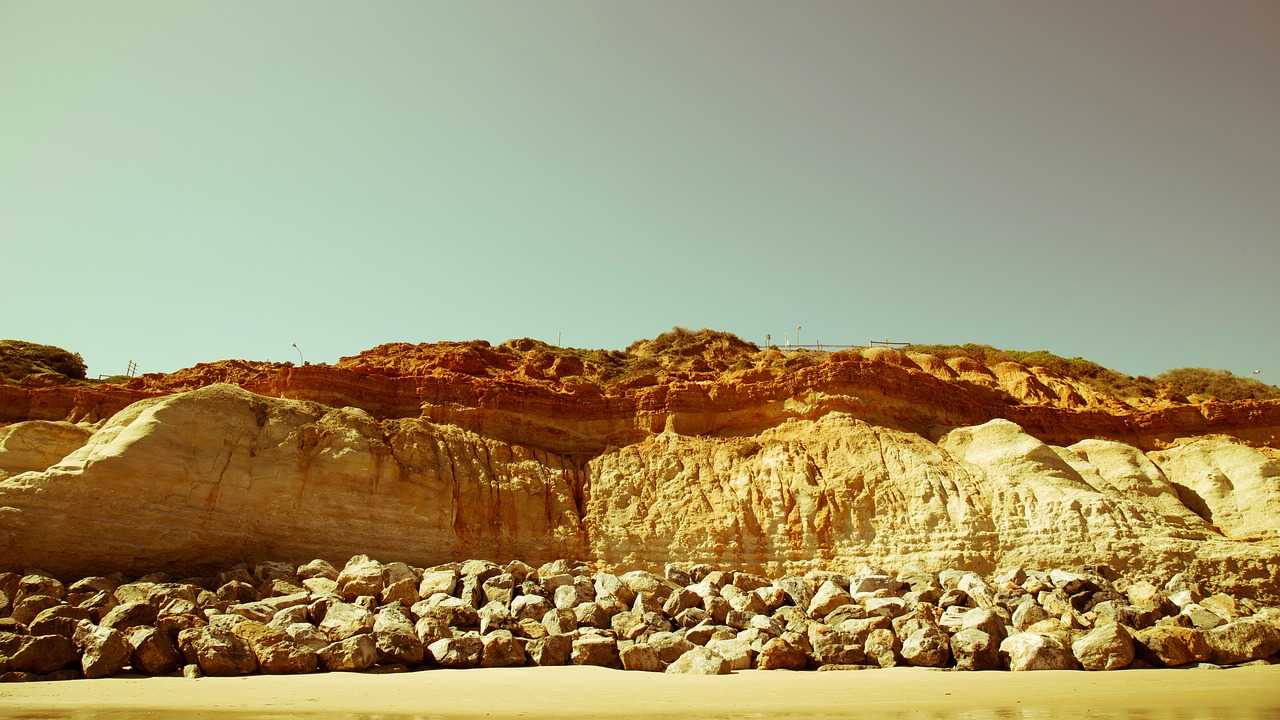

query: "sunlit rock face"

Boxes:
[2, 384, 1277, 601]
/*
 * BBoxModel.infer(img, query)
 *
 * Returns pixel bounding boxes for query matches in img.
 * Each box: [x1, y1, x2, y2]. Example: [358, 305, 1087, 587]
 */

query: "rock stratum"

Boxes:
[1, 331, 1279, 602]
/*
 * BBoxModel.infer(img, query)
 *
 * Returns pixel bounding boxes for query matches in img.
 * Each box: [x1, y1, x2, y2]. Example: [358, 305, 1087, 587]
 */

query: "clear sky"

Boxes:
[3, 1, 1278, 383]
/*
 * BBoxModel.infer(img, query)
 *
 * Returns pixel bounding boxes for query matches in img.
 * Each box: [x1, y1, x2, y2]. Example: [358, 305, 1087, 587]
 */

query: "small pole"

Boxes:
[557, 331, 562, 348]
[292, 342, 303, 365]
[797, 325, 802, 348]
[784, 332, 789, 349]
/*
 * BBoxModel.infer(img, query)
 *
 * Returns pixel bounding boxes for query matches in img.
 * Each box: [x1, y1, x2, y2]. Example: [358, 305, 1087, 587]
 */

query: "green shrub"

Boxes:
[1155, 368, 1280, 402]
[0, 340, 87, 381]
[904, 343, 1155, 399]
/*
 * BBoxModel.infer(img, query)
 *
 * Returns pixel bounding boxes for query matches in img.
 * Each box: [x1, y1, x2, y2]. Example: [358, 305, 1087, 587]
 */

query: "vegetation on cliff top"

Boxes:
[904, 343, 1156, 399]
[0, 340, 87, 383]
[903, 342, 1280, 402]
[1155, 367, 1280, 402]
[5, 332, 1278, 403]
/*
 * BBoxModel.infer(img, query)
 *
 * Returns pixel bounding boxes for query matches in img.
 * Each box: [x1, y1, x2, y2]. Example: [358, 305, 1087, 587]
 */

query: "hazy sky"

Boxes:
[3, 1, 1277, 383]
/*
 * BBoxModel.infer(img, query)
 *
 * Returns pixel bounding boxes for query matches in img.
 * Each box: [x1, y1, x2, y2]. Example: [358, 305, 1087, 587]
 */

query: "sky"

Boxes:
[2, 1, 1278, 383]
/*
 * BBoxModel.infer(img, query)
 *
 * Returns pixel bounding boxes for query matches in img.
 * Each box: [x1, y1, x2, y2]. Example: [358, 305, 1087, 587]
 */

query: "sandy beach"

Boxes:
[2, 666, 1278, 720]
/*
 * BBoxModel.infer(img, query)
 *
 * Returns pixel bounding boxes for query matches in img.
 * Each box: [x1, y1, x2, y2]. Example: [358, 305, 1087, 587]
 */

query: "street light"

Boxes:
[292, 342, 303, 365]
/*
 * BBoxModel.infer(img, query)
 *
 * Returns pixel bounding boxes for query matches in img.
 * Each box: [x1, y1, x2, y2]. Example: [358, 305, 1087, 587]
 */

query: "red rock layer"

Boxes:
[2, 341, 1277, 457]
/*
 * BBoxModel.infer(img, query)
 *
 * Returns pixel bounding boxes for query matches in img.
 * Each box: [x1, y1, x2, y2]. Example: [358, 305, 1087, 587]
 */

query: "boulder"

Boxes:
[541, 608, 578, 635]
[957, 573, 998, 608]
[99, 600, 159, 632]
[850, 574, 900, 596]
[573, 602, 610, 629]
[128, 626, 184, 676]
[10, 595, 64, 626]
[75, 590, 119, 623]
[479, 629, 526, 667]
[29, 605, 92, 638]
[215, 580, 258, 606]
[648, 632, 696, 663]
[526, 634, 573, 666]
[1127, 580, 1163, 609]
[808, 581, 854, 618]
[511, 594, 552, 622]
[427, 634, 483, 669]
[284, 623, 332, 653]
[296, 559, 339, 581]
[233, 620, 317, 674]
[901, 625, 950, 667]
[76, 624, 132, 679]
[319, 634, 378, 672]
[571, 635, 621, 668]
[951, 628, 1002, 671]
[864, 597, 908, 619]
[661, 587, 702, 617]
[1071, 623, 1134, 671]
[481, 573, 516, 606]
[620, 571, 674, 604]
[756, 637, 808, 670]
[477, 601, 513, 635]
[319, 602, 376, 642]
[185, 626, 259, 676]
[1012, 601, 1049, 631]
[17, 574, 66, 602]
[1203, 618, 1280, 665]
[5, 634, 79, 675]
[863, 628, 899, 668]
[610, 611, 649, 641]
[1181, 604, 1226, 630]
[373, 605, 424, 665]
[418, 570, 459, 598]
[960, 607, 1008, 642]
[336, 555, 385, 601]
[775, 576, 814, 611]
[381, 562, 420, 606]
[595, 572, 635, 606]
[809, 626, 865, 666]
[666, 645, 730, 675]
[619, 642, 665, 672]
[414, 594, 479, 628]
[1132, 626, 1211, 667]
[1199, 594, 1241, 621]
[999, 632, 1078, 671]
[706, 635, 754, 671]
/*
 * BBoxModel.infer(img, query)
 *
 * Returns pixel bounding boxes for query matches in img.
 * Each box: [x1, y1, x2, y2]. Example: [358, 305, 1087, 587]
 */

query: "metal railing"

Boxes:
[763, 339, 913, 352]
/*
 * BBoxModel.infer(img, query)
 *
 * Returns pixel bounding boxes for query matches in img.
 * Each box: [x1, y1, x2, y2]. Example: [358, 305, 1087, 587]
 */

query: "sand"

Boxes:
[2, 666, 1279, 719]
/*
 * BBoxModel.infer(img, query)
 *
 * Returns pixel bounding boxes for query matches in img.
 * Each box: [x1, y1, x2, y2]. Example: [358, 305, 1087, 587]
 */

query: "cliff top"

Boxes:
[7, 328, 1276, 410]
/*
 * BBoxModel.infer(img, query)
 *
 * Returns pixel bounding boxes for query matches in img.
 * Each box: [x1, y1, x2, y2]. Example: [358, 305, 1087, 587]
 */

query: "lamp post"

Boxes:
[292, 343, 303, 365]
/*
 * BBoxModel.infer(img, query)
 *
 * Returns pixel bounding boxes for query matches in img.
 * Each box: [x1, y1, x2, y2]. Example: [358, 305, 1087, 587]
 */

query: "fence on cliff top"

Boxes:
[764, 338, 912, 352]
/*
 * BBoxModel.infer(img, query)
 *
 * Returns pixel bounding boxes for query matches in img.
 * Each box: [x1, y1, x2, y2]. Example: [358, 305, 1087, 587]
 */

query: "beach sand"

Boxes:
[1, 665, 1278, 720]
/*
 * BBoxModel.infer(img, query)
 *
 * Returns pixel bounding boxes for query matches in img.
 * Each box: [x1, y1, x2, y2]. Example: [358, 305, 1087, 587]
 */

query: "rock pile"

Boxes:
[3, 556, 1279, 681]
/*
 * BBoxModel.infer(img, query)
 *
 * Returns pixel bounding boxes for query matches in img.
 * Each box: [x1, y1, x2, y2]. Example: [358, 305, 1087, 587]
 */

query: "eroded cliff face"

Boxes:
[0, 386, 587, 577]
[2, 384, 1277, 601]
[584, 416, 1278, 596]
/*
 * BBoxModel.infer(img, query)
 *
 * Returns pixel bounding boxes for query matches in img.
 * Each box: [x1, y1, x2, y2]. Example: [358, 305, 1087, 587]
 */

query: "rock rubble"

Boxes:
[3, 555, 1278, 682]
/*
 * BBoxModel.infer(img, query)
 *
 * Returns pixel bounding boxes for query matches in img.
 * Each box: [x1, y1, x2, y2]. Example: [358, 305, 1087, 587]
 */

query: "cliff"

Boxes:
[1, 331, 1278, 599]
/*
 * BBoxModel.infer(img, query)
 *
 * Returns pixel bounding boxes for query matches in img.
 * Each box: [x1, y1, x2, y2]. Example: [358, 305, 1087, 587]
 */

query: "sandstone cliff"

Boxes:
[3, 378, 1278, 600]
